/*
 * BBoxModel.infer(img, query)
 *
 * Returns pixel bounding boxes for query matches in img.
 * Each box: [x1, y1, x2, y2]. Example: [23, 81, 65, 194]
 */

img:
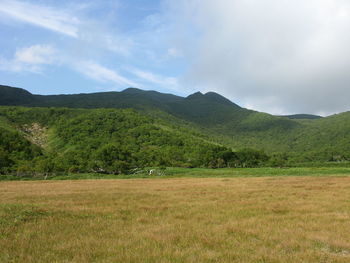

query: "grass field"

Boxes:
[1, 175, 350, 262]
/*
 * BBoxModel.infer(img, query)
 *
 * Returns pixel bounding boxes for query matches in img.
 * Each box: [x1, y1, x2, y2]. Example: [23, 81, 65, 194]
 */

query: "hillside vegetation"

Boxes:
[1, 85, 350, 176]
[0, 106, 271, 175]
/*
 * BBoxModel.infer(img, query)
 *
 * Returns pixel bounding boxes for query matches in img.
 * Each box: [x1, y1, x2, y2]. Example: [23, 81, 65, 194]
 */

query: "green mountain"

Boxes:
[0, 84, 298, 134]
[1, 84, 350, 174]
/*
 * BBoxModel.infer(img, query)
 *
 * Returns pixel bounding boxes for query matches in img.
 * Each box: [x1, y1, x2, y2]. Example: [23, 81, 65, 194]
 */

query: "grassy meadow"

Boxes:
[1, 173, 350, 262]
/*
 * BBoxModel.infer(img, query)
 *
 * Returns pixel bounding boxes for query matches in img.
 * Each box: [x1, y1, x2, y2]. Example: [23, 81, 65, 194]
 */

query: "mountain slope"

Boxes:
[1, 85, 350, 161]
[0, 85, 40, 105]
[1, 106, 252, 174]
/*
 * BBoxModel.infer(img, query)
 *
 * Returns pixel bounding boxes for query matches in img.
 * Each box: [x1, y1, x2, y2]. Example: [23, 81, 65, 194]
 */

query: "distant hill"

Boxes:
[0, 85, 40, 105]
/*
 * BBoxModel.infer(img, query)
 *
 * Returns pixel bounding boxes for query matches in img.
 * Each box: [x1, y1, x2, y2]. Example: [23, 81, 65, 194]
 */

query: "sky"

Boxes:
[1, 0, 350, 116]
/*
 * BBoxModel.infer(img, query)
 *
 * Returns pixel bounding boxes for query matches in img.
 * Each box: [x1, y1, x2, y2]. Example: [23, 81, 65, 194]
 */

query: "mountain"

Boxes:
[0, 84, 297, 132]
[1, 84, 350, 165]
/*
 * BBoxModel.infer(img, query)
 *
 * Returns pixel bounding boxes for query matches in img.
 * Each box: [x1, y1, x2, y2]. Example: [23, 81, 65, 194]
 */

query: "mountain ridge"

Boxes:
[0, 84, 330, 118]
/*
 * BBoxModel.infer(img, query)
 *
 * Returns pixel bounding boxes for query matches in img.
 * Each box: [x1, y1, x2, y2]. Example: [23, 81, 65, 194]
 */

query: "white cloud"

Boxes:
[167, 0, 350, 115]
[75, 61, 138, 88]
[15, 45, 58, 65]
[0, 0, 79, 37]
[0, 0, 135, 57]
[128, 67, 177, 85]
[0, 45, 58, 73]
[127, 67, 180, 92]
[0, 44, 138, 89]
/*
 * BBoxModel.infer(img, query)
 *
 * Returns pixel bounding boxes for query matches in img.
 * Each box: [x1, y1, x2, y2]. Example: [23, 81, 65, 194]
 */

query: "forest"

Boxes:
[0, 107, 272, 176]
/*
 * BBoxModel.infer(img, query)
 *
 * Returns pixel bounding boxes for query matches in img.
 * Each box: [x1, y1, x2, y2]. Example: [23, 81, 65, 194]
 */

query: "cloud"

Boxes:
[0, 0, 145, 89]
[75, 61, 138, 88]
[0, 0, 132, 56]
[167, 0, 350, 115]
[0, 0, 79, 37]
[0, 45, 58, 73]
[127, 67, 179, 91]
[0, 0, 186, 95]
[15, 45, 58, 65]
[0, 44, 138, 89]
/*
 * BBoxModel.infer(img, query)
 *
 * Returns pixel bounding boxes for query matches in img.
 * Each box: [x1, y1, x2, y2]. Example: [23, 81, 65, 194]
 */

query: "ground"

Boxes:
[1, 176, 350, 262]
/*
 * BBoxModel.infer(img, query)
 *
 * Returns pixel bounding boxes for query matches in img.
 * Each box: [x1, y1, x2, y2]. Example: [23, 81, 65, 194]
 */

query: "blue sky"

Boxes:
[1, 0, 350, 115]
[0, 0, 188, 96]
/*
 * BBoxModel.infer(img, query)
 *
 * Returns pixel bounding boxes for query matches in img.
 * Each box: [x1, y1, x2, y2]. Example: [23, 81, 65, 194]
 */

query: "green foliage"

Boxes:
[0, 148, 13, 173]
[94, 143, 133, 174]
[235, 148, 269, 168]
[2, 85, 350, 176]
[0, 119, 42, 174]
[1, 107, 268, 176]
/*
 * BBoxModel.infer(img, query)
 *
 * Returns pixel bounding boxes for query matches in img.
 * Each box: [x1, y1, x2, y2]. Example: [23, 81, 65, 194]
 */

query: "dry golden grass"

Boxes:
[1, 176, 350, 262]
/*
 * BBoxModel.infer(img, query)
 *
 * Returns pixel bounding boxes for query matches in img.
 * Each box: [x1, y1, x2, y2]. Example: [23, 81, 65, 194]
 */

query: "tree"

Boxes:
[0, 148, 13, 173]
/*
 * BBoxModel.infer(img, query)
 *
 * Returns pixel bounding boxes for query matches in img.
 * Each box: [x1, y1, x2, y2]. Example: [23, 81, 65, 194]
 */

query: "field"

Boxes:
[1, 174, 350, 262]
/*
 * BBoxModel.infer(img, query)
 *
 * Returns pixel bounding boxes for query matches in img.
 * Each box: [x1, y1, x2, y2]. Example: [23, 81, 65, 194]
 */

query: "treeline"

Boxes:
[0, 146, 272, 176]
[2, 144, 350, 176]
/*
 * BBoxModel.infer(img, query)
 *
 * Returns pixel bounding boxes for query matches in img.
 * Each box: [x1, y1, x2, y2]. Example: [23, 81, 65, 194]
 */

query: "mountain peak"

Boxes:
[186, 91, 204, 100]
[203, 92, 237, 106]
[121, 87, 144, 94]
[186, 90, 240, 107]
[204, 91, 233, 104]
